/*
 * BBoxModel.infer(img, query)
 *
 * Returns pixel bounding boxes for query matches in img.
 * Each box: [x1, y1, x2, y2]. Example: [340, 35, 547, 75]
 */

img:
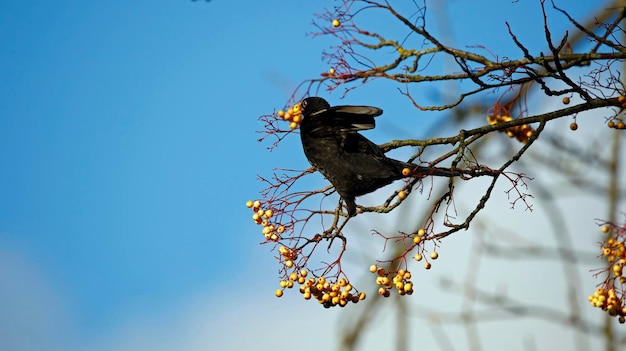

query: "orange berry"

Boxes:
[332, 19, 341, 27]
[562, 97, 570, 104]
[402, 168, 412, 176]
[398, 191, 407, 200]
[608, 120, 616, 128]
[569, 122, 578, 131]
[618, 95, 626, 103]
[275, 289, 284, 297]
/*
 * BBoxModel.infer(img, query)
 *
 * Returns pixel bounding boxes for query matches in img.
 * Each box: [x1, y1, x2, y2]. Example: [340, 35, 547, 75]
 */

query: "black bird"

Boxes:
[299, 96, 454, 216]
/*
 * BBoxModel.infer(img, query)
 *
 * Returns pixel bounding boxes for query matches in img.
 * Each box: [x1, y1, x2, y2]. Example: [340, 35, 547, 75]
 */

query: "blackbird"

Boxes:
[299, 96, 454, 216]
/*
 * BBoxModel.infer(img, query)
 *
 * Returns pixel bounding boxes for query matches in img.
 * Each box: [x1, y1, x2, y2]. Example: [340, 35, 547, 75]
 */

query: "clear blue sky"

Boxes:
[0, 1, 612, 350]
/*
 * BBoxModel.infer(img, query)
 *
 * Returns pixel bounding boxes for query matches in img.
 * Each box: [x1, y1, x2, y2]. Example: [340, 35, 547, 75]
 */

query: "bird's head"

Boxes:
[301, 97, 331, 118]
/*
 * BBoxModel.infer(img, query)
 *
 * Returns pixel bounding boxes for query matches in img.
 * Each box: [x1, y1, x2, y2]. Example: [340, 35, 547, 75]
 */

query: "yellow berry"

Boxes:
[329, 68, 335, 75]
[413, 236, 421, 244]
[618, 121, 626, 129]
[275, 289, 284, 297]
[332, 19, 341, 27]
[300, 269, 308, 277]
[619, 95, 626, 103]
[293, 103, 301, 112]
[289, 121, 298, 129]
[277, 225, 285, 233]
[417, 229, 426, 237]
[369, 264, 378, 273]
[602, 225, 610, 233]
[246, 200, 253, 208]
[253, 200, 261, 208]
[414, 253, 423, 261]
[402, 168, 412, 176]
[277, 110, 285, 118]
[378, 287, 387, 295]
[404, 282, 413, 292]
[398, 191, 407, 200]
[608, 120, 616, 128]
[430, 251, 439, 259]
[284, 260, 294, 268]
[424, 262, 432, 270]
[292, 114, 302, 123]
[264, 209, 273, 218]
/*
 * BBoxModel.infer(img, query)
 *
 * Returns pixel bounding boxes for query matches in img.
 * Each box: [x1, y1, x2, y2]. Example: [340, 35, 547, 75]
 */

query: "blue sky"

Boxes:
[0, 1, 621, 350]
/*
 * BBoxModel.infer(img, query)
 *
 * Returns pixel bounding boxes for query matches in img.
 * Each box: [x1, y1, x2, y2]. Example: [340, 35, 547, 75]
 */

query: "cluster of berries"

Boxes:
[588, 224, 626, 322]
[275, 266, 366, 308]
[277, 102, 303, 130]
[371, 265, 414, 297]
[487, 114, 535, 143]
[246, 200, 284, 242]
[588, 287, 626, 323]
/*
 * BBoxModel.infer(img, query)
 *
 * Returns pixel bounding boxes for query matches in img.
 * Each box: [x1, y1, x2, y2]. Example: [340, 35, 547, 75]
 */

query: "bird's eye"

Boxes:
[301, 100, 307, 109]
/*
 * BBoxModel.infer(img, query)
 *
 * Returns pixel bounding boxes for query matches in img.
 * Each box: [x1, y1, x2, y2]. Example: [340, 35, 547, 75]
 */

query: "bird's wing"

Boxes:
[327, 105, 383, 131]
[343, 132, 388, 159]
[304, 105, 383, 137]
